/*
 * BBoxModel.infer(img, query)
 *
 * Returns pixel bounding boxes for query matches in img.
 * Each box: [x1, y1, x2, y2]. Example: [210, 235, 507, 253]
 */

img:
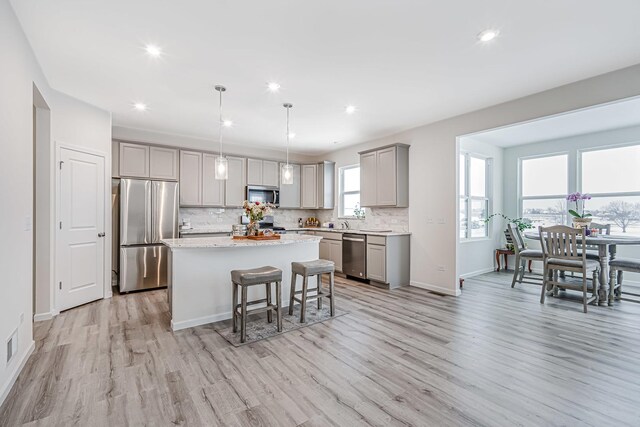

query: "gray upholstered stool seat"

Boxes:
[519, 249, 543, 259]
[292, 259, 335, 276]
[231, 266, 283, 343]
[289, 260, 335, 323]
[609, 257, 640, 302]
[231, 266, 282, 286]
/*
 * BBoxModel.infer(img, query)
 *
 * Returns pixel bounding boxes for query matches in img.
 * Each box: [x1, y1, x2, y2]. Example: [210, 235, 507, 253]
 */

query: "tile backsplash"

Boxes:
[180, 207, 409, 231]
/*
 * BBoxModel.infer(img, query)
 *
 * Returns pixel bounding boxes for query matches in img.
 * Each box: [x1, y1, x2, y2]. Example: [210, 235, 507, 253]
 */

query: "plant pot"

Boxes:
[572, 217, 592, 229]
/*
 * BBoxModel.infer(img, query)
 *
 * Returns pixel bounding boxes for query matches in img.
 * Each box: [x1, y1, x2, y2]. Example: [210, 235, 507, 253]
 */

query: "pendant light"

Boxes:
[281, 103, 294, 185]
[214, 85, 228, 180]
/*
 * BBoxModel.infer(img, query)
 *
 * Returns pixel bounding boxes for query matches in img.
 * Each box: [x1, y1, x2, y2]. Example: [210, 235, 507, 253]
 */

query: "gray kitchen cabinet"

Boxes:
[316, 231, 342, 272]
[225, 156, 247, 207]
[359, 144, 409, 207]
[279, 163, 301, 208]
[301, 164, 318, 208]
[119, 142, 149, 177]
[247, 158, 279, 187]
[317, 161, 335, 209]
[149, 146, 178, 180]
[365, 234, 410, 288]
[179, 150, 202, 206]
[202, 153, 225, 206]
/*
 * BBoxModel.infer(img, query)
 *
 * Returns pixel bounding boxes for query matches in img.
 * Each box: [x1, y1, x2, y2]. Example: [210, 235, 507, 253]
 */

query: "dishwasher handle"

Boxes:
[343, 236, 365, 242]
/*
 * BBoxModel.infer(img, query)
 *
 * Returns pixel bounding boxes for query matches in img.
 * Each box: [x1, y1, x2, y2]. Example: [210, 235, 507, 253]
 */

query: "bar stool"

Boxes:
[289, 260, 335, 323]
[231, 266, 283, 343]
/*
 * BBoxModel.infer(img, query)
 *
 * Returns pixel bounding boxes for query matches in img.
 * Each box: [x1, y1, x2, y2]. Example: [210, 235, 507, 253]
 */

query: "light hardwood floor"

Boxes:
[2, 272, 640, 426]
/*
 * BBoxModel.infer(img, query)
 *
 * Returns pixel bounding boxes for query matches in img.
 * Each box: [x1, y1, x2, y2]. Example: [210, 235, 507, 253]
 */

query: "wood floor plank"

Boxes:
[2, 271, 640, 426]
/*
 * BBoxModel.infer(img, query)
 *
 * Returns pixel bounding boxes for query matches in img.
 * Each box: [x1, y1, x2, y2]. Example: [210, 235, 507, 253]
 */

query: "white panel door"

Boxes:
[301, 164, 318, 208]
[247, 158, 263, 186]
[149, 146, 178, 180]
[359, 152, 377, 207]
[262, 160, 279, 187]
[376, 146, 397, 206]
[202, 153, 225, 206]
[179, 150, 202, 205]
[58, 148, 105, 311]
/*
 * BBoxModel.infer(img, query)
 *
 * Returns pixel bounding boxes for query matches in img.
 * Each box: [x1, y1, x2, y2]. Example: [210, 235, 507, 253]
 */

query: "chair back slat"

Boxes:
[539, 225, 586, 262]
[582, 222, 611, 251]
[507, 223, 526, 255]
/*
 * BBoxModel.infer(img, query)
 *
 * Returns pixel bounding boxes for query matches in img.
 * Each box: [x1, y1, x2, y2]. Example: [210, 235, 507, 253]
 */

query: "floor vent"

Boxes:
[6, 330, 17, 364]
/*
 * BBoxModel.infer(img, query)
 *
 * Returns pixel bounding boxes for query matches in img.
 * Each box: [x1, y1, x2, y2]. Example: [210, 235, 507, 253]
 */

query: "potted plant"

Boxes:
[567, 192, 592, 229]
[242, 200, 274, 236]
[485, 213, 533, 248]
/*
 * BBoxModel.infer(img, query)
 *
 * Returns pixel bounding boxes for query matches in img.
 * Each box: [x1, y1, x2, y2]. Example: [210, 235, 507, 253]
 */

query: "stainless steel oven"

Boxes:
[246, 185, 280, 206]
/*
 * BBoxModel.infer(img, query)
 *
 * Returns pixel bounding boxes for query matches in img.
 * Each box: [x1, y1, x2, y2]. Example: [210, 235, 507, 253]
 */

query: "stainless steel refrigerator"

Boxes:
[119, 179, 178, 292]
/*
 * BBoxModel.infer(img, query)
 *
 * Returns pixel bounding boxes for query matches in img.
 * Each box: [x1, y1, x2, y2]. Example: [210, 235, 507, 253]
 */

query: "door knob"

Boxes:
[98, 232, 106, 237]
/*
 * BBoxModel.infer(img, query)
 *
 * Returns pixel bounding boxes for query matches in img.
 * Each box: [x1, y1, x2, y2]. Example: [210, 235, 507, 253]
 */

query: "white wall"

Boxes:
[0, 0, 112, 405]
[502, 124, 640, 283]
[313, 64, 640, 296]
[458, 139, 504, 277]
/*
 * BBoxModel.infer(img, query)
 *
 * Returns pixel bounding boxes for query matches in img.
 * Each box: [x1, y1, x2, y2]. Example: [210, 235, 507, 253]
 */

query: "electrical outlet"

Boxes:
[437, 265, 445, 271]
[6, 329, 18, 364]
[427, 218, 434, 224]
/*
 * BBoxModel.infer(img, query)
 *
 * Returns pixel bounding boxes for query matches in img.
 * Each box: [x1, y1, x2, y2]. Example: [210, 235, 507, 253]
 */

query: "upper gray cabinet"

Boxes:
[119, 142, 178, 180]
[317, 161, 335, 209]
[247, 158, 279, 187]
[149, 146, 179, 180]
[119, 142, 149, 178]
[225, 156, 247, 207]
[279, 163, 301, 208]
[301, 164, 318, 208]
[359, 144, 409, 207]
[179, 150, 203, 206]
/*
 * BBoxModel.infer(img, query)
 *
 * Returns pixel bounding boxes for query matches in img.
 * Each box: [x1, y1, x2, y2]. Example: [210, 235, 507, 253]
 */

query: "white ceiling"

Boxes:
[465, 96, 640, 147]
[11, 0, 640, 154]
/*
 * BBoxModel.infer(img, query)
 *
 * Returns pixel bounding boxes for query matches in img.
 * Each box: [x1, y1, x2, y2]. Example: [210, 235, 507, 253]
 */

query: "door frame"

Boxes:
[54, 142, 111, 314]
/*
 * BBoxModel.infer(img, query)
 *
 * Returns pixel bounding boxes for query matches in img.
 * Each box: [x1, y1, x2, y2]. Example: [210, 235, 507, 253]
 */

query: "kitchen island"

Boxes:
[161, 234, 322, 331]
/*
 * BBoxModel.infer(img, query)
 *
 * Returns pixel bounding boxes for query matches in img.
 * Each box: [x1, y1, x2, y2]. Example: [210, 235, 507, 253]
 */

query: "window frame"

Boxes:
[338, 164, 361, 219]
[460, 152, 492, 241]
[518, 152, 570, 225]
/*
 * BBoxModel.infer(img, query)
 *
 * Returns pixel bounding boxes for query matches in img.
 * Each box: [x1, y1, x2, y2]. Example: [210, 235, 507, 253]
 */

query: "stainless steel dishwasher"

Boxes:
[342, 233, 367, 279]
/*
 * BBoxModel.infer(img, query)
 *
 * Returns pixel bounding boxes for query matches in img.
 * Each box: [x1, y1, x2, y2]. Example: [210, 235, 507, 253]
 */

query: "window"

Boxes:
[580, 145, 640, 234]
[339, 165, 360, 217]
[520, 154, 569, 228]
[460, 153, 490, 239]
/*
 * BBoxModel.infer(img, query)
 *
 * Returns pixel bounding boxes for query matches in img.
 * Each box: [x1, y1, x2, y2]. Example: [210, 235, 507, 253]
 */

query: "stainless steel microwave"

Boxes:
[246, 185, 280, 206]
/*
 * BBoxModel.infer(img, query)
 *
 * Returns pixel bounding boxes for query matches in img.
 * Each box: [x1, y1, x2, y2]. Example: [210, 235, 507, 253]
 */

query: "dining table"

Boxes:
[524, 231, 640, 305]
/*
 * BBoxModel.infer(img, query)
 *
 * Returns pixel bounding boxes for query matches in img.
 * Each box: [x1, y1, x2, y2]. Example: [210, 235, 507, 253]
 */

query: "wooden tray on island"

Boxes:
[247, 234, 281, 241]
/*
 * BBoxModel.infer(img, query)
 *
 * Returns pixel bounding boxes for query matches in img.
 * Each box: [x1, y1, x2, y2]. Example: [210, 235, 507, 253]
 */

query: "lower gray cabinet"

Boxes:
[366, 234, 410, 288]
[317, 231, 342, 272]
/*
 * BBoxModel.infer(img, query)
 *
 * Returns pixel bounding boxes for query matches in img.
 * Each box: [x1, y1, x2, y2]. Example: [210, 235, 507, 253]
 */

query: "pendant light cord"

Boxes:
[286, 105, 290, 165]
[218, 88, 224, 158]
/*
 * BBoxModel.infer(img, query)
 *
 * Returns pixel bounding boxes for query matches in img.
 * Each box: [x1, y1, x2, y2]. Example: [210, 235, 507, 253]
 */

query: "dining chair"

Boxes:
[506, 223, 543, 288]
[609, 257, 640, 302]
[583, 222, 611, 261]
[539, 225, 599, 313]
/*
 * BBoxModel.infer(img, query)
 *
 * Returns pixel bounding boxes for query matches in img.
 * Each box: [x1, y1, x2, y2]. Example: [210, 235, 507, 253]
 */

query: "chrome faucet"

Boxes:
[341, 220, 351, 230]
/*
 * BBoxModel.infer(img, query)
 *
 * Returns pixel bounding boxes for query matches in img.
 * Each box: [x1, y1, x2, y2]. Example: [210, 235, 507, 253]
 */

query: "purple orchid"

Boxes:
[566, 192, 592, 218]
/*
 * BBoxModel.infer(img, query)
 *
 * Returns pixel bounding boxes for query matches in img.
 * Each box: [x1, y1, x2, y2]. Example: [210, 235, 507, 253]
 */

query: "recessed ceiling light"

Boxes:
[267, 82, 281, 92]
[345, 105, 356, 114]
[288, 132, 296, 139]
[145, 44, 162, 57]
[133, 102, 147, 111]
[477, 29, 499, 42]
[223, 120, 233, 127]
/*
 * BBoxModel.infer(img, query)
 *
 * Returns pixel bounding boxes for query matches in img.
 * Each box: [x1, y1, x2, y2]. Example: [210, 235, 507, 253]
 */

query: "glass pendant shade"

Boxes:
[214, 156, 228, 180]
[281, 163, 294, 185]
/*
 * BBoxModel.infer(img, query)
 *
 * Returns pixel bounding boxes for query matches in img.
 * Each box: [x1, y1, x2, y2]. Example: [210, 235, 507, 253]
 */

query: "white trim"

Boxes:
[0, 340, 35, 407]
[459, 267, 495, 279]
[33, 311, 54, 322]
[410, 280, 461, 296]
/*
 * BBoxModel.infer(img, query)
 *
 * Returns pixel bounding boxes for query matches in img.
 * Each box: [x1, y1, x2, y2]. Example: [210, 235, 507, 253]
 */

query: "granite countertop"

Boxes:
[162, 234, 322, 249]
[180, 226, 410, 237]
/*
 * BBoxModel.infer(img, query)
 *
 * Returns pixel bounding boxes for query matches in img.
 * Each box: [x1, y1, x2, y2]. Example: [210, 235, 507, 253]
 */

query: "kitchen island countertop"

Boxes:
[162, 234, 321, 249]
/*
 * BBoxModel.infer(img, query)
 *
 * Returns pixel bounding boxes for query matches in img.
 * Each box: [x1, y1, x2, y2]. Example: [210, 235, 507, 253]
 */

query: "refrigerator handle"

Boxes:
[146, 181, 153, 244]
[151, 182, 158, 243]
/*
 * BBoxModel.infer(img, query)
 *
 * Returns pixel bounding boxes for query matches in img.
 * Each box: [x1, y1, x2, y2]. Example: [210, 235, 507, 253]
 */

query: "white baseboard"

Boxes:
[33, 311, 53, 322]
[410, 280, 461, 296]
[460, 267, 495, 279]
[0, 340, 35, 407]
